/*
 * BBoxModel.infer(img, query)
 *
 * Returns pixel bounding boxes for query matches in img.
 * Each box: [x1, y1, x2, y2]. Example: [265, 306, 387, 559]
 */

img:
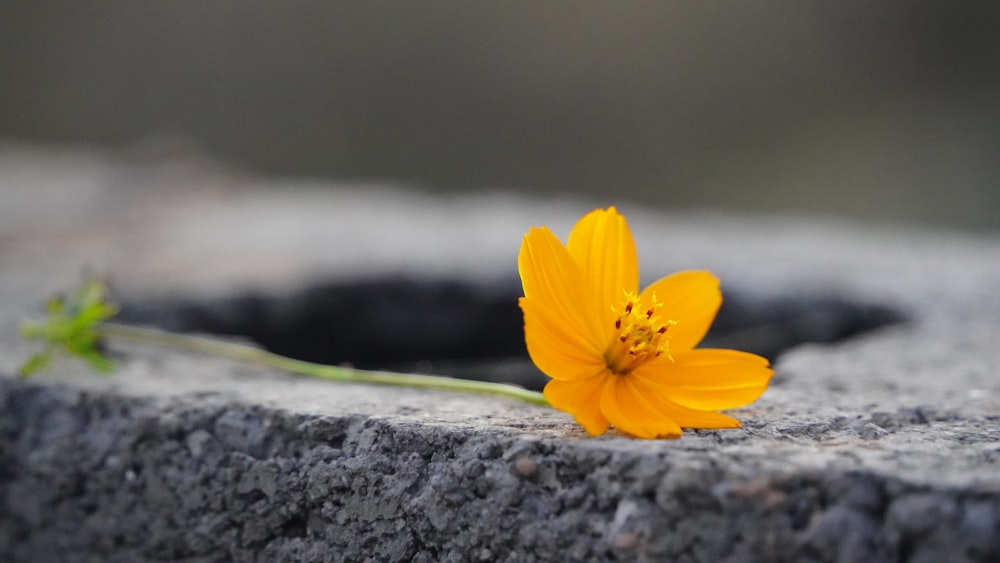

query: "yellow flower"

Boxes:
[518, 207, 772, 439]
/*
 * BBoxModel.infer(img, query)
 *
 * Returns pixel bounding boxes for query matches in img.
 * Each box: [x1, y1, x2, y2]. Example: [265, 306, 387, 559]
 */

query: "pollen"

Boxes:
[604, 291, 676, 374]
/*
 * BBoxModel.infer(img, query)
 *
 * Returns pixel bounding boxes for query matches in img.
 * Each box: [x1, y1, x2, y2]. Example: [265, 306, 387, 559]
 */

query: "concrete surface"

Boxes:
[1, 143, 999, 562]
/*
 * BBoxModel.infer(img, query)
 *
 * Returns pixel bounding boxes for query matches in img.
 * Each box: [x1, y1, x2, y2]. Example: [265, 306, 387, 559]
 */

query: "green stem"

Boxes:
[98, 323, 550, 406]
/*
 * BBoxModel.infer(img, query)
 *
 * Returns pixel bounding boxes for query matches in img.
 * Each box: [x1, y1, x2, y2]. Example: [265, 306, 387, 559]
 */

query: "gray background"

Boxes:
[2, 1, 1000, 230]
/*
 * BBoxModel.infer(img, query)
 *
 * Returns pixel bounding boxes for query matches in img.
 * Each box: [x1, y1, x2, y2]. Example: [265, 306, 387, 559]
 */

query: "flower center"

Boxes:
[603, 291, 676, 375]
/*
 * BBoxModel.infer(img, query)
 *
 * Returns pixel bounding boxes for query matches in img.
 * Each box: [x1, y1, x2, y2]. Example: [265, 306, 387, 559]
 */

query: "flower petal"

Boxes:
[632, 349, 772, 410]
[519, 298, 607, 381]
[567, 208, 639, 328]
[518, 226, 606, 349]
[599, 376, 683, 439]
[544, 376, 610, 435]
[639, 270, 721, 354]
[628, 376, 744, 429]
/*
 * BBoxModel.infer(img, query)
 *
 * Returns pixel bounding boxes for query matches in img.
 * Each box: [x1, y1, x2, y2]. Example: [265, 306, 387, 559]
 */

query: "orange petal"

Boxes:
[673, 348, 771, 368]
[519, 298, 608, 381]
[633, 349, 772, 410]
[566, 207, 639, 332]
[544, 376, 610, 435]
[629, 376, 744, 429]
[639, 270, 721, 354]
[599, 376, 683, 439]
[518, 226, 605, 349]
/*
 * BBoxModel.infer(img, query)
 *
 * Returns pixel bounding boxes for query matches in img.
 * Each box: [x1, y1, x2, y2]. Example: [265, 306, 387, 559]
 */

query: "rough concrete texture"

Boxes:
[1, 143, 999, 562]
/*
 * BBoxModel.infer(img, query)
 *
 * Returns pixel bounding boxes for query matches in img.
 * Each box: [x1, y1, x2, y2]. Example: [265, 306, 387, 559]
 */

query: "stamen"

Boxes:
[604, 290, 677, 374]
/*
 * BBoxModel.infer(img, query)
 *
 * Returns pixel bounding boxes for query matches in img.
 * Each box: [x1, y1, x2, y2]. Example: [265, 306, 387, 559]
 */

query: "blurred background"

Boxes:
[2, 1, 999, 230]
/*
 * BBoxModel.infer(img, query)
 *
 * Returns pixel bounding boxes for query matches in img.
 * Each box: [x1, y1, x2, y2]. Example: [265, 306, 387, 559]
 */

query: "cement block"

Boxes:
[1, 144, 999, 562]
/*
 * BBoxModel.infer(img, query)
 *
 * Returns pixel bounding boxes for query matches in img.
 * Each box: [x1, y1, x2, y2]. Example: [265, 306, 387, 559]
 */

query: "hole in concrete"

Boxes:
[118, 277, 904, 391]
